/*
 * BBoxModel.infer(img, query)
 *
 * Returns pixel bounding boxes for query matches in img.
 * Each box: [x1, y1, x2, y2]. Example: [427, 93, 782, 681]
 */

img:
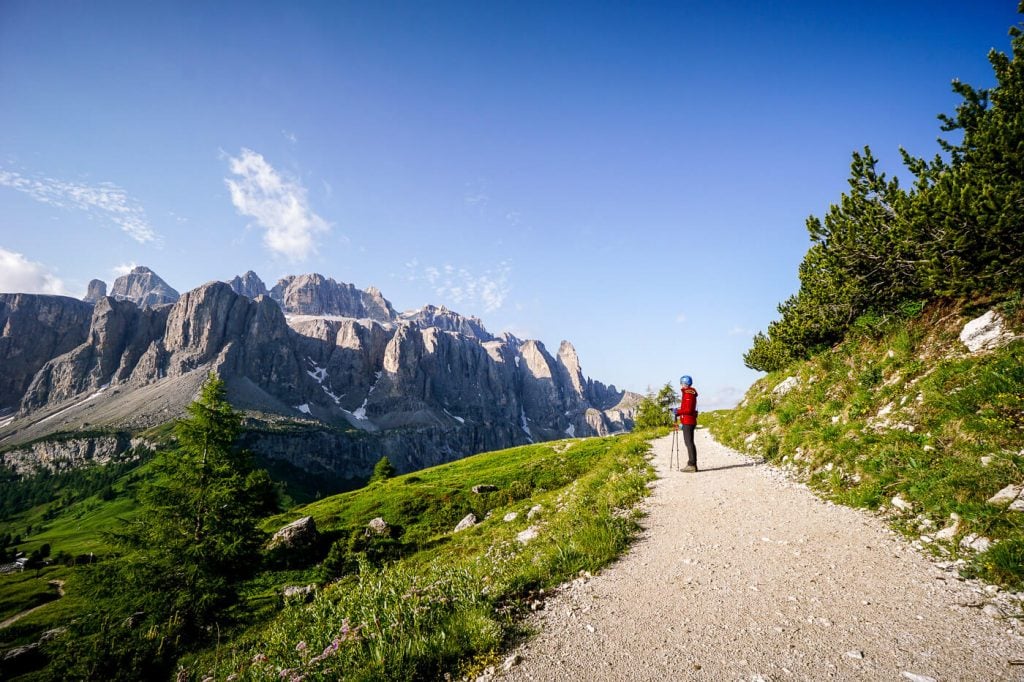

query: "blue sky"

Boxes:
[1, 2, 1020, 408]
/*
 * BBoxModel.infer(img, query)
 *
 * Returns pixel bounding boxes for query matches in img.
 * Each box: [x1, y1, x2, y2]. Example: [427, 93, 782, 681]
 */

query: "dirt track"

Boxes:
[503, 429, 1024, 681]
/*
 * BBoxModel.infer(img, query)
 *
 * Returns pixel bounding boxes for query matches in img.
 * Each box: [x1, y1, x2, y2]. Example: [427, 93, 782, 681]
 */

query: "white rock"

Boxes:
[987, 484, 1024, 506]
[745, 432, 758, 444]
[877, 403, 894, 418]
[845, 650, 865, 659]
[453, 513, 477, 533]
[981, 456, 993, 466]
[960, 533, 992, 553]
[891, 495, 913, 512]
[516, 526, 540, 544]
[773, 376, 799, 396]
[503, 512, 518, 522]
[935, 517, 961, 541]
[901, 673, 937, 682]
[960, 310, 1013, 353]
[1010, 498, 1024, 512]
[527, 505, 543, 520]
[502, 654, 522, 671]
[282, 584, 315, 600]
[983, 603, 1002, 618]
[831, 415, 840, 424]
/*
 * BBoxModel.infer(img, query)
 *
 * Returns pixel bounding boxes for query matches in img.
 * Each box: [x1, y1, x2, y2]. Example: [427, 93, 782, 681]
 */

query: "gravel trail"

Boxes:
[503, 429, 1024, 681]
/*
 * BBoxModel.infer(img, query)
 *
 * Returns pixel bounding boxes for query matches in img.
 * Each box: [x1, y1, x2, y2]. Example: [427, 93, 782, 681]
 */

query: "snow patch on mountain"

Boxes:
[444, 408, 466, 424]
[306, 358, 328, 384]
[351, 371, 383, 421]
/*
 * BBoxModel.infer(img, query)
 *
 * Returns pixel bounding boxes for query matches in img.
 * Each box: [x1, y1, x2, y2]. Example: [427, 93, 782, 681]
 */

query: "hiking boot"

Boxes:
[682, 465, 698, 473]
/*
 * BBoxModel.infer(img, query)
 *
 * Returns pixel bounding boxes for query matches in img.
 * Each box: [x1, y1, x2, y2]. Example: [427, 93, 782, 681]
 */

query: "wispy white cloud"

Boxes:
[282, 129, 298, 144]
[0, 247, 68, 295]
[464, 192, 489, 207]
[112, 262, 137, 277]
[463, 178, 490, 209]
[0, 168, 158, 244]
[406, 260, 512, 313]
[728, 325, 755, 337]
[224, 148, 329, 262]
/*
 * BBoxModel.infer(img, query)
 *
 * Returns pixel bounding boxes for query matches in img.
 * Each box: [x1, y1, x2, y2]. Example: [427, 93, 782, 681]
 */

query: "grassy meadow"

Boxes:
[0, 430, 656, 680]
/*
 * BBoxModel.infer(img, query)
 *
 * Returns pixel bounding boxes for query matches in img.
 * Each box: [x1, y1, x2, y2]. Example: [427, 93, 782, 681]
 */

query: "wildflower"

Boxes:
[334, 618, 364, 644]
[295, 641, 308, 653]
[251, 653, 269, 664]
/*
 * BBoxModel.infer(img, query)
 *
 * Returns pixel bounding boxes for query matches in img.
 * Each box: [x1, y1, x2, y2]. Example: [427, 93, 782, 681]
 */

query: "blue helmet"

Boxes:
[679, 375, 692, 387]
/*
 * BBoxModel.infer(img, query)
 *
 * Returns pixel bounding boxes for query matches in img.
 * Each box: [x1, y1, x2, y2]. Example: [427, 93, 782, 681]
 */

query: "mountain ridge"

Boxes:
[0, 267, 639, 481]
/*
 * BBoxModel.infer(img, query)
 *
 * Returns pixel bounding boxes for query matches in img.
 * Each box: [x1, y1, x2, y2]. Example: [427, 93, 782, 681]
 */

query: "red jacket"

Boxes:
[676, 387, 698, 425]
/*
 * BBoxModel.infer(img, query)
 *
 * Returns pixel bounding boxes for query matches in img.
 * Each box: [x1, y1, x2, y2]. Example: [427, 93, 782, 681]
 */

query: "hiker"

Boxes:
[675, 375, 699, 472]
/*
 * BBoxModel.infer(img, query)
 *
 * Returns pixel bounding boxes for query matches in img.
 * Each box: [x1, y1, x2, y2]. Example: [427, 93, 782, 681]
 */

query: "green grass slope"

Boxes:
[185, 432, 656, 681]
[1, 431, 656, 680]
[705, 302, 1024, 587]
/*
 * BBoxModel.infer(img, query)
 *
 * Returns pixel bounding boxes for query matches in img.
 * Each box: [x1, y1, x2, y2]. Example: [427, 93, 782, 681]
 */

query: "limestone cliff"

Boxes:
[0, 268, 637, 480]
[110, 266, 179, 308]
[0, 294, 93, 411]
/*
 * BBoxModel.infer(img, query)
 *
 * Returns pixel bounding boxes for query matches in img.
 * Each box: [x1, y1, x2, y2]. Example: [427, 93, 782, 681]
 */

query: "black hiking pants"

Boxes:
[681, 424, 697, 468]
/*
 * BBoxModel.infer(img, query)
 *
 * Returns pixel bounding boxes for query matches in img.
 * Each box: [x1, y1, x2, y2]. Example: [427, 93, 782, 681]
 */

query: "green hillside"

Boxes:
[706, 301, 1024, 587]
[1, 410, 656, 680]
[189, 432, 656, 681]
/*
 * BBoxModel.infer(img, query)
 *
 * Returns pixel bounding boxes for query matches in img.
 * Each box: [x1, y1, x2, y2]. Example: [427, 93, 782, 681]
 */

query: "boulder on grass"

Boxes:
[453, 513, 477, 533]
[269, 515, 319, 550]
[366, 517, 390, 536]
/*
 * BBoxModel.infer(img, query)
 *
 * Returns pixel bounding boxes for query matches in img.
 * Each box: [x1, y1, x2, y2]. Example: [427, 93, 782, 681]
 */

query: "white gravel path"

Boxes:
[502, 429, 1024, 681]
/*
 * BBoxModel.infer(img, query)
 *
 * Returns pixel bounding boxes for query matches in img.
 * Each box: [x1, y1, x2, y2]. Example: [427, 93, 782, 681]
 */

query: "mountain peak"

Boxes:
[83, 279, 107, 304]
[270, 273, 396, 321]
[110, 266, 179, 308]
[227, 271, 269, 299]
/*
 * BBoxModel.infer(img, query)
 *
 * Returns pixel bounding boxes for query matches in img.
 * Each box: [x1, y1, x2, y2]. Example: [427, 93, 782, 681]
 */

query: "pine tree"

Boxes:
[634, 383, 676, 430]
[746, 9, 1024, 371]
[51, 373, 276, 680]
[369, 455, 397, 483]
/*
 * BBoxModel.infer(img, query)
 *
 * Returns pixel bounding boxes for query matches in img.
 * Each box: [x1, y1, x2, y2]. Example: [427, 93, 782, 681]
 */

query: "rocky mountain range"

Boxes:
[0, 268, 639, 481]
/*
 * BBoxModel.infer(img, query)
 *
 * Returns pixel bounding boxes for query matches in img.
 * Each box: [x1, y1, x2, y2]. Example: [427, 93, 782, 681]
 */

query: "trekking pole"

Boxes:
[669, 423, 680, 470]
